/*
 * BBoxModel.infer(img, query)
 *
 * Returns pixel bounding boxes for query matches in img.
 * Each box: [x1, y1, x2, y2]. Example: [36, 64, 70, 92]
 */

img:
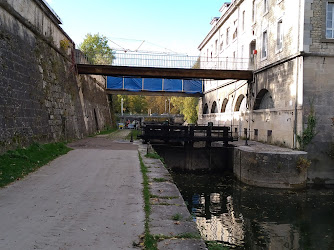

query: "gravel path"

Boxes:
[0, 135, 144, 250]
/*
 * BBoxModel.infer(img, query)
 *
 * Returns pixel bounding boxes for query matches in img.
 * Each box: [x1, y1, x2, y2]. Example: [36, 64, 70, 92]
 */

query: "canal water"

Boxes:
[170, 170, 334, 249]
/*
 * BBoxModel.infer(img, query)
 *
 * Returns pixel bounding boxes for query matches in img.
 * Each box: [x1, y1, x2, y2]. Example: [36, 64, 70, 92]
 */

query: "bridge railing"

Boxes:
[76, 50, 253, 71]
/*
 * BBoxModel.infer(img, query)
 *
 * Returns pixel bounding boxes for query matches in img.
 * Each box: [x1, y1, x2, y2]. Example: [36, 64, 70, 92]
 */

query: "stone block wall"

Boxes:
[305, 0, 334, 54]
[233, 146, 308, 189]
[303, 56, 334, 184]
[0, 1, 111, 153]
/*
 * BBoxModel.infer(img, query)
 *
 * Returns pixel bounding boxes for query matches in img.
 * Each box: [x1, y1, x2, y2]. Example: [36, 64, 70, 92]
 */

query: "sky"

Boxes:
[45, 0, 226, 55]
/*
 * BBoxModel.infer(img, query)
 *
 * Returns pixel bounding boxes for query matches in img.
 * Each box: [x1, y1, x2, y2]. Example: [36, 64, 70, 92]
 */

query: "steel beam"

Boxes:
[77, 64, 253, 81]
[105, 89, 203, 97]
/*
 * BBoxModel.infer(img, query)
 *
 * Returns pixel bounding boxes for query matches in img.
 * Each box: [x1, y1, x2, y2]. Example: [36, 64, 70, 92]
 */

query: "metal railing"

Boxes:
[75, 50, 254, 71]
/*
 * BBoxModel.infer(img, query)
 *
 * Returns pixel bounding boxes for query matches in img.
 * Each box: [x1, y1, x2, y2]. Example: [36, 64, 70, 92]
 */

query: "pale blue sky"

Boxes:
[46, 0, 227, 55]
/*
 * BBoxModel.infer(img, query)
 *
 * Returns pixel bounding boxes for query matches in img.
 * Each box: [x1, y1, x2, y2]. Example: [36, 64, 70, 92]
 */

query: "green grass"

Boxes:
[171, 213, 182, 221]
[0, 142, 71, 188]
[96, 126, 117, 135]
[126, 129, 141, 140]
[153, 177, 167, 182]
[139, 152, 158, 249]
[206, 241, 230, 250]
[145, 152, 161, 159]
[154, 232, 201, 240]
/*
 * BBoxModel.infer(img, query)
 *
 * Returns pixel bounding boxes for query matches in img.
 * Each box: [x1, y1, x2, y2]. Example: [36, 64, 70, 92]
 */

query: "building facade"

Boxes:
[198, 0, 334, 184]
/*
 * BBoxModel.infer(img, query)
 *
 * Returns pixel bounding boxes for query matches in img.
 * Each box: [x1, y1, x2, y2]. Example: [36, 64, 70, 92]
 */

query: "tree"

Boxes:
[79, 33, 115, 65]
[171, 97, 199, 124]
[128, 95, 148, 114]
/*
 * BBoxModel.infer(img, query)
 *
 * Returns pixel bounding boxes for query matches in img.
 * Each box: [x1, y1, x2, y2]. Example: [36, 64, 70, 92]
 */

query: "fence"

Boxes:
[76, 50, 253, 71]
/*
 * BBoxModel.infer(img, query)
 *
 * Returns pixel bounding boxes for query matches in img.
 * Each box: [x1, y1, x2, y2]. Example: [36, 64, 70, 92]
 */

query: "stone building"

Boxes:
[198, 0, 334, 184]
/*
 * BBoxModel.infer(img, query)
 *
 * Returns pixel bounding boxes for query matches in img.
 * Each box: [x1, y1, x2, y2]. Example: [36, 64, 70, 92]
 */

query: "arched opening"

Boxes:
[221, 98, 228, 113]
[253, 89, 274, 110]
[211, 101, 218, 113]
[203, 103, 209, 114]
[234, 95, 245, 111]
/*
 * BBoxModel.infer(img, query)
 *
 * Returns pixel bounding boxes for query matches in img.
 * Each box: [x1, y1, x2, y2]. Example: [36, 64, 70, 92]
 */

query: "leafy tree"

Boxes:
[128, 95, 148, 114]
[146, 96, 168, 114]
[171, 97, 199, 124]
[79, 33, 115, 65]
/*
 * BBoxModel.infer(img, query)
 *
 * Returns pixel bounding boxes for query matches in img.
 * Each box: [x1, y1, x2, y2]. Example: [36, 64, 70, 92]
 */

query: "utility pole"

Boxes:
[168, 98, 171, 113]
[165, 99, 167, 114]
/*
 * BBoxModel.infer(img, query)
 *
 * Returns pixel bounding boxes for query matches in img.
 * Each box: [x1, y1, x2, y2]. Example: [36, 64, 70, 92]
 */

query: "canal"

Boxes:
[154, 145, 334, 249]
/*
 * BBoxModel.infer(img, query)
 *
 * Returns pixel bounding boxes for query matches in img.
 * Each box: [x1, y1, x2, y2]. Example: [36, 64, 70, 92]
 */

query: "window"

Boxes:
[226, 28, 230, 45]
[215, 39, 218, 55]
[233, 28, 238, 40]
[220, 35, 224, 51]
[326, 3, 334, 39]
[277, 19, 283, 51]
[252, 0, 256, 23]
[264, 0, 268, 14]
[262, 30, 268, 59]
[242, 11, 245, 31]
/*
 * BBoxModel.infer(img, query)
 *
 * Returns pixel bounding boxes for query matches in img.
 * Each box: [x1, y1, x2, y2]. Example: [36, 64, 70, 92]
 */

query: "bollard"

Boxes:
[130, 131, 133, 142]
[245, 129, 248, 146]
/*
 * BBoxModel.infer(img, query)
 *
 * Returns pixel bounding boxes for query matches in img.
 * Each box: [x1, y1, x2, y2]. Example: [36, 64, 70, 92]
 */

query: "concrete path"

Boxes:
[0, 132, 144, 250]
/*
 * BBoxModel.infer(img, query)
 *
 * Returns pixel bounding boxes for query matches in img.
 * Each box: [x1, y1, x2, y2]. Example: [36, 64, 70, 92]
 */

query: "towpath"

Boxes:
[0, 130, 145, 249]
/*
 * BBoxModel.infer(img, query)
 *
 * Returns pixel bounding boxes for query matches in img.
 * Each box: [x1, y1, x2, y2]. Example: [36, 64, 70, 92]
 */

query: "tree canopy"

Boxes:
[79, 33, 115, 65]
[111, 94, 198, 124]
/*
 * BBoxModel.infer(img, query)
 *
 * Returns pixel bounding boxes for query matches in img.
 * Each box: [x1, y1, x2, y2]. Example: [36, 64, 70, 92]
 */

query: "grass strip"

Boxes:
[206, 241, 230, 250]
[0, 142, 71, 188]
[96, 126, 117, 135]
[139, 152, 158, 249]
[154, 232, 201, 241]
[152, 177, 167, 182]
[145, 152, 161, 159]
[126, 129, 141, 140]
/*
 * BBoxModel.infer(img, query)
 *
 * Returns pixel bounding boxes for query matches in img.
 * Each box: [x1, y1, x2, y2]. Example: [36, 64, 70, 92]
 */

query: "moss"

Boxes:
[296, 157, 311, 173]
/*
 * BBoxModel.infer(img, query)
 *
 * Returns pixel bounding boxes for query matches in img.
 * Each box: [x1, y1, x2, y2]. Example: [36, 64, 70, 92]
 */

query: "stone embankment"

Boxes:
[217, 140, 309, 189]
[138, 143, 207, 249]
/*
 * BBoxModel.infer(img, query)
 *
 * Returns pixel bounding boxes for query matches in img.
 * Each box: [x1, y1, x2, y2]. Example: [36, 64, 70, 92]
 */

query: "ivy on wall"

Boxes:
[297, 102, 317, 150]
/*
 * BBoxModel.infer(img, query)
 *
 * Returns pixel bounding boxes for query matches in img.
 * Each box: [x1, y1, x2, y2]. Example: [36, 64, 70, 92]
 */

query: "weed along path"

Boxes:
[0, 132, 145, 249]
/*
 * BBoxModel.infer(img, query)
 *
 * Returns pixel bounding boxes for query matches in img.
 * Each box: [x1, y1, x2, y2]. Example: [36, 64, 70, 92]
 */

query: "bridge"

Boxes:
[75, 50, 254, 96]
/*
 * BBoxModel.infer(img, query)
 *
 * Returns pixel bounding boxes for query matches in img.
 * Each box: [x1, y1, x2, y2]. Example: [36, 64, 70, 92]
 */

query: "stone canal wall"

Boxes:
[154, 141, 309, 189]
[137, 144, 207, 249]
[233, 145, 308, 189]
[0, 0, 111, 153]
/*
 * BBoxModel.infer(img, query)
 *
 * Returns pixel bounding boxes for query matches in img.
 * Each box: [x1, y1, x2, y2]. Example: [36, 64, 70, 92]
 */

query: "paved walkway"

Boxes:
[215, 139, 306, 154]
[0, 131, 144, 250]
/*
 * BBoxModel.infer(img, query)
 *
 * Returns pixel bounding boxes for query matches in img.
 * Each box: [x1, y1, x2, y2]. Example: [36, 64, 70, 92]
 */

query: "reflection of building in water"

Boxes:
[195, 194, 245, 246]
[253, 222, 300, 250]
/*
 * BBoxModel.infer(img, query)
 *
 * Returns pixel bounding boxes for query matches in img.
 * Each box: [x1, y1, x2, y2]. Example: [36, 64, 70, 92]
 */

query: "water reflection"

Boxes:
[193, 193, 245, 245]
[171, 171, 334, 250]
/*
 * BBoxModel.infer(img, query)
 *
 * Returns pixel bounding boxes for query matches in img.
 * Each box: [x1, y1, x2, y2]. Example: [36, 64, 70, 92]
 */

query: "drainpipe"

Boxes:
[294, 0, 302, 149]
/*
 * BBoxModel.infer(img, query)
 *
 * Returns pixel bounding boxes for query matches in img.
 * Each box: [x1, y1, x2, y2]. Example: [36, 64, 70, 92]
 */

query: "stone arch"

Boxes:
[211, 101, 218, 113]
[253, 89, 274, 110]
[234, 94, 245, 111]
[221, 98, 228, 113]
[203, 103, 209, 114]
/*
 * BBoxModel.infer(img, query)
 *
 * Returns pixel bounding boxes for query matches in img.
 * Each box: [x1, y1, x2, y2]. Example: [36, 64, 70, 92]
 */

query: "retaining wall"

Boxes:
[0, 0, 111, 153]
[233, 146, 308, 189]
